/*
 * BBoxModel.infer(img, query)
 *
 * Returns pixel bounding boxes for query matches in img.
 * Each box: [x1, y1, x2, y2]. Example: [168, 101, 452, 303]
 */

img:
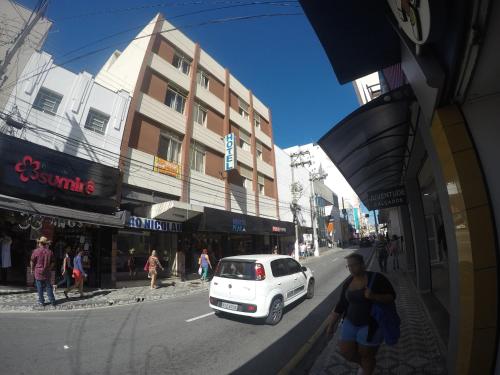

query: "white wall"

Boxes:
[0, 1, 52, 111]
[1, 51, 131, 168]
[275, 145, 312, 227]
[353, 72, 381, 105]
[284, 143, 360, 213]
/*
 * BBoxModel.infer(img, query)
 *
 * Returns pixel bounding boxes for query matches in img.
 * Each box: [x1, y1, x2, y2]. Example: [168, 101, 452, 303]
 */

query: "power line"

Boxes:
[1, 11, 303, 93]
[0, 105, 311, 215]
[55, 0, 300, 21]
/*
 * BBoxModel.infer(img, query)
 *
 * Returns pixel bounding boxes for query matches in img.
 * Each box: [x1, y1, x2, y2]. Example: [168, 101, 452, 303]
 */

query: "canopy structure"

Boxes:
[318, 86, 415, 208]
[149, 200, 204, 222]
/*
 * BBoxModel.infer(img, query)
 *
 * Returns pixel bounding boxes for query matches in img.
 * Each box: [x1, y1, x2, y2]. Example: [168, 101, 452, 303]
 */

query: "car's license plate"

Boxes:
[221, 302, 238, 311]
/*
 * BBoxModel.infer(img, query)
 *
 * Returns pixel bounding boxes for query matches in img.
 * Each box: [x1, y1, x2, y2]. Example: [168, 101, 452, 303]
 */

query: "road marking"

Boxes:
[185, 312, 215, 322]
[332, 257, 338, 262]
[63, 345, 70, 350]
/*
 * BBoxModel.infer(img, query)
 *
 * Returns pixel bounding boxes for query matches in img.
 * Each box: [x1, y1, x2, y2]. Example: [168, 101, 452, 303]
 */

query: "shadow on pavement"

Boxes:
[229, 282, 346, 375]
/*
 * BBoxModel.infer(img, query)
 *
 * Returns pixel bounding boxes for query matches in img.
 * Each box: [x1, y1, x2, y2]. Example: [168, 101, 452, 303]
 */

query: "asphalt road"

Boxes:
[0, 247, 373, 375]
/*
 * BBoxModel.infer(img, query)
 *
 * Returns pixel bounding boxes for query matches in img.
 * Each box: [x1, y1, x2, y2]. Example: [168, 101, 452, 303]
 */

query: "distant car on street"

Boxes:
[359, 237, 372, 247]
[209, 255, 315, 325]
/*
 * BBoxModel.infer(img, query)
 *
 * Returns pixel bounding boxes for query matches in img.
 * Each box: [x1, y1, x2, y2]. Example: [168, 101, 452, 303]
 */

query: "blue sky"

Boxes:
[16, 0, 359, 148]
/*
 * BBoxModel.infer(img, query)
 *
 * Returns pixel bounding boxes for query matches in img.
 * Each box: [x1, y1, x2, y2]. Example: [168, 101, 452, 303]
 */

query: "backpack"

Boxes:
[368, 272, 401, 345]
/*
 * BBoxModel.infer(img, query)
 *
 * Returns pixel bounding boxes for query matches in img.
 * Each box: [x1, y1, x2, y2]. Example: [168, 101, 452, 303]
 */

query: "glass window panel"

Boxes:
[84, 109, 109, 135]
[33, 88, 63, 115]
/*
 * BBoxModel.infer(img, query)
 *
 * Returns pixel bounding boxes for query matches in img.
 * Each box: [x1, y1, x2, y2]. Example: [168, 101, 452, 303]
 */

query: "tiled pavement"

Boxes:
[310, 256, 448, 375]
[0, 278, 209, 312]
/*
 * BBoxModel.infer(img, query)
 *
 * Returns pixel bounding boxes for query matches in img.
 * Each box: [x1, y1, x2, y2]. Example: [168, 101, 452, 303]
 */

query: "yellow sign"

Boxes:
[153, 156, 181, 179]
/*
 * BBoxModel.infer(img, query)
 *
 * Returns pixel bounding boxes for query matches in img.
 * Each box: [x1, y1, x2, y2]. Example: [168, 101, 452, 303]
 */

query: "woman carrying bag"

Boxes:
[146, 250, 164, 289]
[198, 248, 212, 282]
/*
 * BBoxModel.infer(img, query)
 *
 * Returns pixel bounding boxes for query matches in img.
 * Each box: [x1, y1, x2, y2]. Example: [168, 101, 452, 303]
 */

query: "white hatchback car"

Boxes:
[209, 255, 315, 325]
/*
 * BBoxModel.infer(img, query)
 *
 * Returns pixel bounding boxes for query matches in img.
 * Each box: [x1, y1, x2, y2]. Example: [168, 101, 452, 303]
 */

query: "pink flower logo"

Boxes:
[15, 155, 41, 182]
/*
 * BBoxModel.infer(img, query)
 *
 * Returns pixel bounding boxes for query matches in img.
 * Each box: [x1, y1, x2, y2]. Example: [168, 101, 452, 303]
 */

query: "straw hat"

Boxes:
[37, 236, 51, 245]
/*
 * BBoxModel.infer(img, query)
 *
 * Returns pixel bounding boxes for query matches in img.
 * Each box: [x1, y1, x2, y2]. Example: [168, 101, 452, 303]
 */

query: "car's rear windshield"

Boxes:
[215, 260, 256, 280]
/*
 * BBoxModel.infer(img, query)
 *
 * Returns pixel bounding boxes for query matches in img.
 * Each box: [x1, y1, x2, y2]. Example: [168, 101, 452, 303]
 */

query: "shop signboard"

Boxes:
[224, 133, 237, 171]
[153, 156, 181, 178]
[232, 218, 246, 232]
[127, 216, 182, 232]
[272, 226, 286, 233]
[367, 186, 407, 210]
[0, 134, 120, 213]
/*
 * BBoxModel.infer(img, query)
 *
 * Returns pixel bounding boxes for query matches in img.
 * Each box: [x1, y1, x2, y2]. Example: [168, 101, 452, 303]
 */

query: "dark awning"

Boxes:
[0, 194, 126, 227]
[318, 85, 415, 207]
[299, 0, 400, 84]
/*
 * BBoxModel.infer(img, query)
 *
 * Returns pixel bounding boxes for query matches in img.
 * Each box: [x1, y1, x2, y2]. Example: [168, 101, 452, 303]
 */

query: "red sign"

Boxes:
[14, 155, 95, 195]
[272, 226, 286, 233]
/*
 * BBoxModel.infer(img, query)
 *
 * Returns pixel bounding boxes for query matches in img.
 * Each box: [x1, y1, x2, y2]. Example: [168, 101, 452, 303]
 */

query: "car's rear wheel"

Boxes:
[306, 279, 315, 299]
[265, 297, 283, 325]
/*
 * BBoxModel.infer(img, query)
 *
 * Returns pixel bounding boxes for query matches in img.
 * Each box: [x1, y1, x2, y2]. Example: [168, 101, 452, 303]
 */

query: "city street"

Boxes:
[0, 248, 370, 375]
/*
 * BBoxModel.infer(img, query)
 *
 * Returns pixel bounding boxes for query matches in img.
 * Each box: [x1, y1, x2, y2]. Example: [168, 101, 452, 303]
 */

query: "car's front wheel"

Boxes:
[265, 297, 283, 325]
[306, 279, 315, 299]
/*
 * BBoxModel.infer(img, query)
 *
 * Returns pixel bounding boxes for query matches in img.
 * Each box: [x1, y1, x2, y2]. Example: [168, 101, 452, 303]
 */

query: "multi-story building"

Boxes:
[0, 0, 52, 112]
[0, 46, 131, 286]
[94, 14, 292, 280]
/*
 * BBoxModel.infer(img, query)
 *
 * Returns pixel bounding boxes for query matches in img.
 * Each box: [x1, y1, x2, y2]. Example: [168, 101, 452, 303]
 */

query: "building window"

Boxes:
[165, 86, 187, 114]
[256, 141, 263, 160]
[193, 103, 207, 126]
[84, 109, 109, 135]
[240, 166, 253, 190]
[190, 143, 205, 173]
[239, 130, 251, 152]
[243, 177, 253, 190]
[33, 88, 63, 116]
[172, 54, 191, 75]
[254, 113, 261, 129]
[258, 175, 265, 195]
[197, 70, 210, 89]
[158, 132, 182, 163]
[238, 98, 249, 120]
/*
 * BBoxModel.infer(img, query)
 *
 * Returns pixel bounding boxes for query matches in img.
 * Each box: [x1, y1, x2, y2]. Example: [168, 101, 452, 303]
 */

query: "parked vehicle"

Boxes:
[209, 255, 315, 325]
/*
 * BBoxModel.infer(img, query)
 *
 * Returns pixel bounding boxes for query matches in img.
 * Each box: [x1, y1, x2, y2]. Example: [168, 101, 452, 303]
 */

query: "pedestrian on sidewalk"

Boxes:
[388, 235, 400, 271]
[30, 236, 56, 307]
[66, 249, 87, 298]
[54, 247, 73, 292]
[198, 249, 212, 282]
[128, 249, 136, 279]
[375, 234, 388, 273]
[147, 250, 164, 289]
[326, 253, 396, 375]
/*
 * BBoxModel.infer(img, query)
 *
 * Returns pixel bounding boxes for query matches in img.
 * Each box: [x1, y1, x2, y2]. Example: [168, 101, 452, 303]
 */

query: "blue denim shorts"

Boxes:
[340, 319, 384, 347]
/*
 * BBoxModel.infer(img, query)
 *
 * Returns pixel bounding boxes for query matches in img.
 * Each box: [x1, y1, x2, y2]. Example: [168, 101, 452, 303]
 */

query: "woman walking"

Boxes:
[375, 234, 389, 273]
[147, 250, 164, 289]
[54, 247, 72, 292]
[198, 249, 212, 282]
[66, 249, 87, 298]
[388, 235, 400, 271]
[326, 253, 396, 375]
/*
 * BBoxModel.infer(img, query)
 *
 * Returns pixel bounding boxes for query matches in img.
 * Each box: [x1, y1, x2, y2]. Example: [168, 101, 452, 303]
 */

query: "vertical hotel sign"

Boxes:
[224, 133, 237, 171]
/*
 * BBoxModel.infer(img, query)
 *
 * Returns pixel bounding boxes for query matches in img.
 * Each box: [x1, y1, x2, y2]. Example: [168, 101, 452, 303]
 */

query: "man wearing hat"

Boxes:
[30, 236, 56, 306]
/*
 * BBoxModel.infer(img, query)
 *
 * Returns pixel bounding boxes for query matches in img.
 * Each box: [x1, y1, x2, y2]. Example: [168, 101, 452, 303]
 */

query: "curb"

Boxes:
[0, 284, 209, 313]
[278, 247, 376, 374]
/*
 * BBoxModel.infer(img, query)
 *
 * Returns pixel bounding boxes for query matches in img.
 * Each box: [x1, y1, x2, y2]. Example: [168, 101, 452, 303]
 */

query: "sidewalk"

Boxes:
[0, 277, 209, 312]
[309, 255, 448, 375]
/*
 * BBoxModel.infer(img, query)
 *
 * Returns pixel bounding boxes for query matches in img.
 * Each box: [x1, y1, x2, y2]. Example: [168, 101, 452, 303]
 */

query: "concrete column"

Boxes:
[249, 92, 259, 217]
[405, 177, 432, 292]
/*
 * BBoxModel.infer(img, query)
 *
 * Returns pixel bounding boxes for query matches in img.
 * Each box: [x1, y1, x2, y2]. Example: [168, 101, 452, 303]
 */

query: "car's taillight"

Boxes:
[255, 263, 266, 281]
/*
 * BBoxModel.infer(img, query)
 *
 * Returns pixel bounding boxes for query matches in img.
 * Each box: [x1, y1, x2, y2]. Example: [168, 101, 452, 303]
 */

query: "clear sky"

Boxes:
[16, 0, 359, 149]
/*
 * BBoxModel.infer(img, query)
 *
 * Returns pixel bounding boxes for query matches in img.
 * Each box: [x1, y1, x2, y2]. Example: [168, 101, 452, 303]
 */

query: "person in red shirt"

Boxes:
[30, 236, 56, 307]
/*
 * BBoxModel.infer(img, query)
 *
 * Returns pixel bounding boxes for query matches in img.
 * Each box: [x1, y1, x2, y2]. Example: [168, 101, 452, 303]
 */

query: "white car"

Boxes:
[209, 255, 315, 325]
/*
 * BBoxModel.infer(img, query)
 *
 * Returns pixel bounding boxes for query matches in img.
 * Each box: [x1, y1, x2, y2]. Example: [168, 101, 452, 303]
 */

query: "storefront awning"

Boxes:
[150, 200, 204, 222]
[318, 86, 415, 207]
[0, 194, 127, 227]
